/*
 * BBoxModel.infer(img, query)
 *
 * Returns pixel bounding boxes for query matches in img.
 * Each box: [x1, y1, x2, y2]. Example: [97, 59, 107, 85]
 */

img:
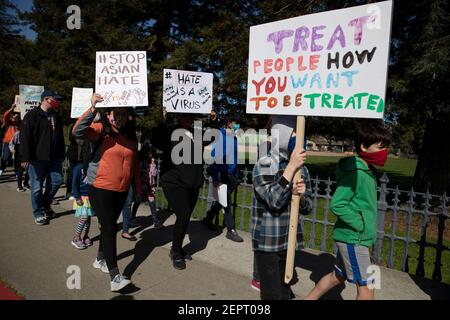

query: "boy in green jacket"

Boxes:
[305, 120, 390, 300]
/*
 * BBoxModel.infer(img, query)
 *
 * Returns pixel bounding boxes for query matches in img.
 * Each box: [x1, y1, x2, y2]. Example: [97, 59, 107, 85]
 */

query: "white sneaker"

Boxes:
[110, 274, 131, 292]
[92, 259, 109, 273]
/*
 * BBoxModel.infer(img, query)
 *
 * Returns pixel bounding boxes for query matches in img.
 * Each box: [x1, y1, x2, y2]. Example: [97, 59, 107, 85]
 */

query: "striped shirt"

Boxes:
[251, 156, 312, 252]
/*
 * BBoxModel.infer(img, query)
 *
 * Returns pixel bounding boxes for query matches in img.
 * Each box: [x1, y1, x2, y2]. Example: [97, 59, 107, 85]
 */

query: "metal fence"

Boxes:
[155, 160, 450, 284]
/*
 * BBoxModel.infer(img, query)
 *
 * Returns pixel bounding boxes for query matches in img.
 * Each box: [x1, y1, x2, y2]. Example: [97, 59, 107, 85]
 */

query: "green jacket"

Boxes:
[331, 156, 378, 247]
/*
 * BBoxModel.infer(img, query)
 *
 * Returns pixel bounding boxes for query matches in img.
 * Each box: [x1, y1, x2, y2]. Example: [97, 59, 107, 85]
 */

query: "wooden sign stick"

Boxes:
[284, 115, 305, 284]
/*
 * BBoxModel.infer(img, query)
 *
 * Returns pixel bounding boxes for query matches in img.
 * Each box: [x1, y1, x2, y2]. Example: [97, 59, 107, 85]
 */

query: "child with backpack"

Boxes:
[71, 141, 94, 250]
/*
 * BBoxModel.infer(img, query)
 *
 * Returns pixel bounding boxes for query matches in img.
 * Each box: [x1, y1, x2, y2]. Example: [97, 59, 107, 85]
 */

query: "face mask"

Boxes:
[49, 99, 60, 109]
[358, 149, 388, 167]
[288, 136, 296, 152]
[232, 124, 240, 132]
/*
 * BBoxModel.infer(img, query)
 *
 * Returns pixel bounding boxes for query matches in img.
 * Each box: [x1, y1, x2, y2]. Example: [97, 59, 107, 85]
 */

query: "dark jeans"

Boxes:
[121, 185, 134, 233]
[253, 253, 260, 282]
[65, 160, 77, 196]
[255, 250, 293, 300]
[205, 173, 237, 231]
[27, 160, 63, 218]
[89, 186, 128, 272]
[162, 185, 199, 259]
[1, 142, 11, 170]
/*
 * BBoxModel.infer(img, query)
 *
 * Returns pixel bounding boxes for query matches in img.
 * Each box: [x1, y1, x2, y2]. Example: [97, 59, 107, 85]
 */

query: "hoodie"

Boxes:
[331, 156, 378, 247]
[251, 116, 312, 252]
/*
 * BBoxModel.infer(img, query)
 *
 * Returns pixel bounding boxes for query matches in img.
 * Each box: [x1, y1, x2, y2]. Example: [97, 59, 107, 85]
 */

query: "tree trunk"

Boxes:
[413, 119, 450, 194]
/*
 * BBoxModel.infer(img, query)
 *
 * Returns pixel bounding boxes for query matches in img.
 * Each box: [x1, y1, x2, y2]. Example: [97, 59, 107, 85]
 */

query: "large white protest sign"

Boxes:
[95, 51, 148, 108]
[71, 87, 93, 118]
[246, 0, 392, 118]
[163, 69, 213, 114]
[18, 85, 44, 119]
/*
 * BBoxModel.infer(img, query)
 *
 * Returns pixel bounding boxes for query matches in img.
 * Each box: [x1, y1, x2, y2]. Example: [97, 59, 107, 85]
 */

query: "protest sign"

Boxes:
[95, 51, 148, 107]
[246, 0, 393, 119]
[18, 85, 44, 119]
[71, 88, 93, 118]
[163, 69, 213, 114]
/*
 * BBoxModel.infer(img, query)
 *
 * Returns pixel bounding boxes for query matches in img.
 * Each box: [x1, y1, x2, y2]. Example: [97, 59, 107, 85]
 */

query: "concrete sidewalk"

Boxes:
[0, 169, 449, 300]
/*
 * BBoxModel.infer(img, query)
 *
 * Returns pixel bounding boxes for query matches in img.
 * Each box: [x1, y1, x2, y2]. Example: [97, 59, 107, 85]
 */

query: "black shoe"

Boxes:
[154, 221, 164, 230]
[202, 218, 219, 231]
[44, 207, 55, 220]
[226, 229, 244, 243]
[169, 250, 186, 270]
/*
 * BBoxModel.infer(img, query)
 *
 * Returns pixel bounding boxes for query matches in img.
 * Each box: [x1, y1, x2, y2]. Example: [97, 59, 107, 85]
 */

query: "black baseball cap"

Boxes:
[41, 89, 63, 101]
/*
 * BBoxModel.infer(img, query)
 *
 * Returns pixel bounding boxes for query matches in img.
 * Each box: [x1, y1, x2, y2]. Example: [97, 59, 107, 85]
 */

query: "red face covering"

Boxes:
[358, 149, 388, 167]
[49, 99, 60, 109]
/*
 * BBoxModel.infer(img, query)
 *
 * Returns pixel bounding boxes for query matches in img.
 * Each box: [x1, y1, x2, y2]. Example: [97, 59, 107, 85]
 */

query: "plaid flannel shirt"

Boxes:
[251, 156, 312, 252]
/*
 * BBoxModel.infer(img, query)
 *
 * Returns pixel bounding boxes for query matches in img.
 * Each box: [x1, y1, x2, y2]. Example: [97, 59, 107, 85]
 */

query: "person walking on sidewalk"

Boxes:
[153, 111, 205, 270]
[305, 120, 390, 300]
[71, 160, 94, 250]
[0, 104, 21, 176]
[8, 128, 29, 192]
[202, 115, 243, 242]
[20, 90, 65, 225]
[251, 115, 312, 300]
[73, 93, 141, 292]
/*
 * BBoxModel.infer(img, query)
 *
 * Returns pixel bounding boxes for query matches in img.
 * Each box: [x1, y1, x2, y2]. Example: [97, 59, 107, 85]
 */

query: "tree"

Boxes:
[0, 0, 34, 111]
[388, 0, 450, 193]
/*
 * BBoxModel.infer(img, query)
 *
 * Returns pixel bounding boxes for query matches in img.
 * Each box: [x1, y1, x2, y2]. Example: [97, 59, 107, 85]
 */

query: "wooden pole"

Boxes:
[284, 116, 305, 284]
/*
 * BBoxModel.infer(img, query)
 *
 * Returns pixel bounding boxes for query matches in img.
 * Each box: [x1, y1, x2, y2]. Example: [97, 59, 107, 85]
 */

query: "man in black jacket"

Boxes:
[20, 89, 66, 225]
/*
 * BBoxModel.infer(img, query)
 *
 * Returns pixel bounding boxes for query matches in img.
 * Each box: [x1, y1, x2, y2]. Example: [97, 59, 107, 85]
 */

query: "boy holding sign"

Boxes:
[305, 120, 390, 300]
[251, 115, 312, 300]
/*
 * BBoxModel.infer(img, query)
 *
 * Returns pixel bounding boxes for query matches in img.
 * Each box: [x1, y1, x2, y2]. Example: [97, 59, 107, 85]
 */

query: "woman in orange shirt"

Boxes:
[0, 104, 20, 175]
[73, 94, 141, 292]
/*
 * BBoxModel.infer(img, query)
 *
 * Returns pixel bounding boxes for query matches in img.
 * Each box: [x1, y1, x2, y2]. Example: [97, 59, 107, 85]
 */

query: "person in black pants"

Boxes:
[153, 112, 205, 270]
[73, 94, 141, 292]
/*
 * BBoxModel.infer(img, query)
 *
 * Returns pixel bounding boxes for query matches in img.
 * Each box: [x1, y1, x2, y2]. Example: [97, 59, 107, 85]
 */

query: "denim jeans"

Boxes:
[1, 142, 11, 170]
[205, 173, 238, 231]
[28, 160, 63, 218]
[121, 185, 134, 233]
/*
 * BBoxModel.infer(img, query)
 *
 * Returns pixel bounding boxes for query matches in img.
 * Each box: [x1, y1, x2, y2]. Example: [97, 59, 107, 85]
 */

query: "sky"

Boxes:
[11, 0, 36, 40]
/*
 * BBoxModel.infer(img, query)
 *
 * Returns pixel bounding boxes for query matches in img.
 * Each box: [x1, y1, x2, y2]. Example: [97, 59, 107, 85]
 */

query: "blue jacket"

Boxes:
[72, 163, 89, 200]
[209, 128, 238, 182]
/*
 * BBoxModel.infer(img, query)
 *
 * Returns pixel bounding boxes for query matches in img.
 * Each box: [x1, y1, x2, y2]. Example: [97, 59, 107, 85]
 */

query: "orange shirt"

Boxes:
[2, 109, 19, 143]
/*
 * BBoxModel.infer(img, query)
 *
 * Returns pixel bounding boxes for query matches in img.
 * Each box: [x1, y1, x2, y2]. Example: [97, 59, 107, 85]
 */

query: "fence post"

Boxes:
[387, 186, 400, 268]
[416, 190, 431, 278]
[432, 192, 448, 282]
[402, 188, 415, 272]
[239, 169, 250, 231]
[374, 173, 389, 265]
[320, 177, 332, 252]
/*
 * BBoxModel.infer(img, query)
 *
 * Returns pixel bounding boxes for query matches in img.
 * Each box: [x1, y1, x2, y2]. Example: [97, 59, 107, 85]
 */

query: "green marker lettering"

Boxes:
[367, 94, 379, 111]
[354, 93, 369, 110]
[304, 93, 321, 110]
[333, 94, 343, 109]
[322, 93, 332, 108]
[344, 95, 356, 109]
[376, 98, 384, 113]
